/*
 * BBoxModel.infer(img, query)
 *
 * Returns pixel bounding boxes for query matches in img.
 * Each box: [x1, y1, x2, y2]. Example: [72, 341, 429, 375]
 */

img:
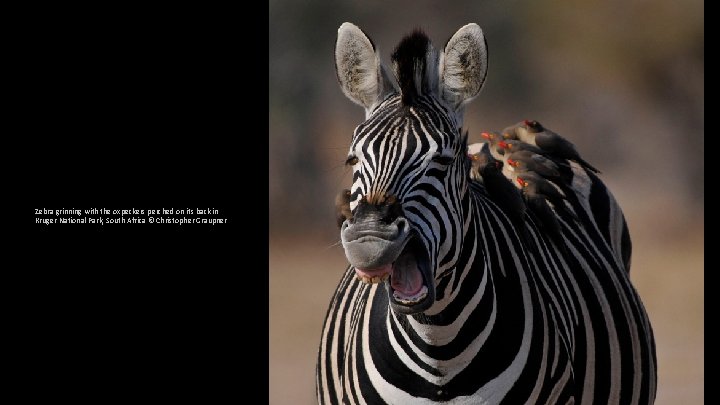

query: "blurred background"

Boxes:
[269, 1, 703, 403]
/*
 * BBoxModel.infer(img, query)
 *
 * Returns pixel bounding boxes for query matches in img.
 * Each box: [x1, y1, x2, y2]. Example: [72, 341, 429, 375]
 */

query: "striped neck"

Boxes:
[386, 186, 534, 383]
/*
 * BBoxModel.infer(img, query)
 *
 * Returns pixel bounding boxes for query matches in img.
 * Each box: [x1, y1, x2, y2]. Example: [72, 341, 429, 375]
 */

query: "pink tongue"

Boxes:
[391, 259, 424, 296]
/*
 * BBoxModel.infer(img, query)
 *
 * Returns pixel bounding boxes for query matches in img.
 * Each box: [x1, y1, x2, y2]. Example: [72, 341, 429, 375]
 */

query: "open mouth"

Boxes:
[353, 236, 433, 313]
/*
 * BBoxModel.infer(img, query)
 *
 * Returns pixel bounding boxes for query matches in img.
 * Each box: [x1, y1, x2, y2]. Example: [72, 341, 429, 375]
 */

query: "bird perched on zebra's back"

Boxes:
[468, 143, 528, 242]
[512, 171, 573, 213]
[503, 119, 601, 173]
[467, 142, 498, 182]
[514, 171, 566, 245]
[497, 138, 545, 155]
[506, 149, 562, 179]
[480, 131, 506, 161]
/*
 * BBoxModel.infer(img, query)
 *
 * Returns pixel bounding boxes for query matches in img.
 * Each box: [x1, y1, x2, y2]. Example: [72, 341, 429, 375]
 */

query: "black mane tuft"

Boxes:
[391, 30, 431, 106]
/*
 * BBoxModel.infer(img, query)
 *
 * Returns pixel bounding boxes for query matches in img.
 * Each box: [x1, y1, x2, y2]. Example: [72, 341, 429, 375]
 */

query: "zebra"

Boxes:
[317, 22, 656, 404]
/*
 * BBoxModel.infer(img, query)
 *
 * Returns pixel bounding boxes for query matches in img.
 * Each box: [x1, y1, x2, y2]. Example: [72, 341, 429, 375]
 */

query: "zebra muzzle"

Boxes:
[340, 216, 411, 270]
[341, 198, 434, 313]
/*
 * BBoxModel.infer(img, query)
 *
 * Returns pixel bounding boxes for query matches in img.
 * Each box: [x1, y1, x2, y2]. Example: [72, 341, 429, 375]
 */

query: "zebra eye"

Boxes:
[432, 155, 454, 165]
[345, 156, 359, 166]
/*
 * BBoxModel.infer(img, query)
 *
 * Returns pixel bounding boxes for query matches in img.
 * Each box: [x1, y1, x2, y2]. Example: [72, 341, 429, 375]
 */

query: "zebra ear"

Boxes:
[335, 22, 396, 114]
[439, 23, 488, 109]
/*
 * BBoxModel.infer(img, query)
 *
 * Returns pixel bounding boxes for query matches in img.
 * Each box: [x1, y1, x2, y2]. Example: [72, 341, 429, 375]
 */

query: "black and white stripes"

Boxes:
[319, 23, 656, 404]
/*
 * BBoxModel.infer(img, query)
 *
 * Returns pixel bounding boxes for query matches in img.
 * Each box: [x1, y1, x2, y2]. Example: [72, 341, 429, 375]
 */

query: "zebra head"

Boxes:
[335, 23, 488, 315]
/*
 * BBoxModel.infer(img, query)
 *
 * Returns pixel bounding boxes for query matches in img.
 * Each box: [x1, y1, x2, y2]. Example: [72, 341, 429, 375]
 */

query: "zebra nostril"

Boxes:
[382, 195, 403, 224]
[396, 218, 407, 233]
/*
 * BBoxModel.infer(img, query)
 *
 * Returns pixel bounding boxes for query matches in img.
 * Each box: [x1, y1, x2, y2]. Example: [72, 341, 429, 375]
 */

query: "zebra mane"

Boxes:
[391, 30, 439, 105]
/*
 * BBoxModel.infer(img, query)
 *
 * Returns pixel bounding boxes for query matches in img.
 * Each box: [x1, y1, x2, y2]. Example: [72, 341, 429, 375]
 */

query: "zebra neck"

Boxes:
[381, 189, 533, 386]
[398, 188, 529, 351]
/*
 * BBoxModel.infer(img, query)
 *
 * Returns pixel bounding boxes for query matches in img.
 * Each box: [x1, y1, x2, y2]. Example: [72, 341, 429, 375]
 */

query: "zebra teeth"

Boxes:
[356, 272, 390, 284]
[393, 285, 429, 305]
